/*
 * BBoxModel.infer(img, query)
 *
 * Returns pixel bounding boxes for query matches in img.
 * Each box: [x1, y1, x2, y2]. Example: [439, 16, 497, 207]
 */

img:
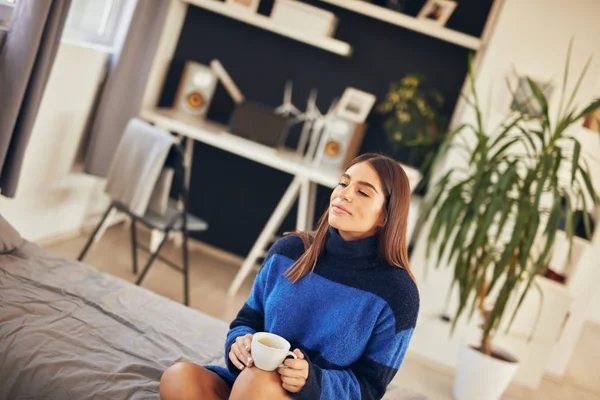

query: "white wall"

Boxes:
[584, 76, 600, 327]
[586, 289, 600, 324]
[409, 0, 600, 388]
[0, 43, 109, 242]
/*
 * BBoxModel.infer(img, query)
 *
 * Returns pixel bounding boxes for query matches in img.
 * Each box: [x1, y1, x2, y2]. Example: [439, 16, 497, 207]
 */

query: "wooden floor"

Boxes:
[45, 223, 600, 400]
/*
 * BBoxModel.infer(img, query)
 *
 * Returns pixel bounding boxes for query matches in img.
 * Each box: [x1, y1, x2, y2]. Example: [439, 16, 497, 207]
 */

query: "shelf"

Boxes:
[320, 0, 482, 51]
[183, 0, 352, 57]
[141, 108, 342, 188]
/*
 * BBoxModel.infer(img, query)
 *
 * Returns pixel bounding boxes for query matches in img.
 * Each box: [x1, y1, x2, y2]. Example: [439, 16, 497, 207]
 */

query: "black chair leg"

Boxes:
[135, 230, 170, 286]
[130, 218, 138, 275]
[182, 230, 190, 306]
[78, 205, 114, 261]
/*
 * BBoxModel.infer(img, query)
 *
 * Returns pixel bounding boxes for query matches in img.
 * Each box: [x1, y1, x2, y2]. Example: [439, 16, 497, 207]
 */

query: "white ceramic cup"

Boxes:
[251, 332, 297, 371]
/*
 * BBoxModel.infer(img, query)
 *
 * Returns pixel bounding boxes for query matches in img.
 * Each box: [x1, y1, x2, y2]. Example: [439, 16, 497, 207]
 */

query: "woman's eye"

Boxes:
[338, 182, 348, 187]
[359, 191, 369, 197]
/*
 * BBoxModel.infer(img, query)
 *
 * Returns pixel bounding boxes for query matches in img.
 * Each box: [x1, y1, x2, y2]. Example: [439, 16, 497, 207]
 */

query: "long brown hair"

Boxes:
[284, 153, 415, 283]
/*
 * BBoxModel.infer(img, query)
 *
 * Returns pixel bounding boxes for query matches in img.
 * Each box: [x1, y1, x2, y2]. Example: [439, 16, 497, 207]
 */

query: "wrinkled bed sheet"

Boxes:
[0, 242, 229, 400]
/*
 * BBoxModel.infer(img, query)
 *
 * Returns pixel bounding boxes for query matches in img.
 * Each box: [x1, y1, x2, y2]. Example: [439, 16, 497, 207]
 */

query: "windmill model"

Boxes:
[306, 97, 339, 163]
[275, 81, 340, 161]
[275, 81, 303, 121]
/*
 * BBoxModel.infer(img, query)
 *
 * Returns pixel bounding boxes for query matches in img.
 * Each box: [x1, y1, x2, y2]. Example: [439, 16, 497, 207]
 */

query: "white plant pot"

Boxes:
[453, 342, 519, 400]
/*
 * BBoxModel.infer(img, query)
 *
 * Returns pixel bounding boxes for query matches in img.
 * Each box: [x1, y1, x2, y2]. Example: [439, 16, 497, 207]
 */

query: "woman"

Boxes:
[160, 153, 420, 400]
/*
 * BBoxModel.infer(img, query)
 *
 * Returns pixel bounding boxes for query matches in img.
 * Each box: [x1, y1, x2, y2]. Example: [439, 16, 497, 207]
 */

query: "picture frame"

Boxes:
[582, 102, 600, 133]
[509, 76, 554, 118]
[336, 87, 377, 124]
[416, 0, 457, 26]
[226, 0, 260, 13]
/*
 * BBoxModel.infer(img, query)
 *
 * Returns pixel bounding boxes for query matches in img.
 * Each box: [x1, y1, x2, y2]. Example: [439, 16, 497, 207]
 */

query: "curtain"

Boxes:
[83, 0, 169, 177]
[0, 0, 72, 197]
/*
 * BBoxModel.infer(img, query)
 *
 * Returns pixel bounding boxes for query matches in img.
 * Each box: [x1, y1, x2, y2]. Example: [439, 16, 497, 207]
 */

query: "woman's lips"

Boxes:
[332, 204, 351, 215]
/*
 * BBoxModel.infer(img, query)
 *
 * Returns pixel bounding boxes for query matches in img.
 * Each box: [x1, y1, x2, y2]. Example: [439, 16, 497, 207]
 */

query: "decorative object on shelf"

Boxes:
[229, 101, 291, 147]
[319, 0, 480, 50]
[313, 116, 367, 171]
[378, 73, 445, 173]
[539, 231, 587, 285]
[226, 0, 260, 13]
[509, 76, 554, 117]
[175, 61, 218, 118]
[336, 87, 377, 124]
[416, 0, 456, 26]
[271, 0, 338, 37]
[582, 99, 600, 132]
[184, 0, 352, 56]
[306, 97, 339, 161]
[209, 59, 245, 104]
[295, 89, 322, 156]
[420, 45, 600, 400]
[275, 81, 303, 121]
[540, 201, 597, 283]
[384, 0, 407, 12]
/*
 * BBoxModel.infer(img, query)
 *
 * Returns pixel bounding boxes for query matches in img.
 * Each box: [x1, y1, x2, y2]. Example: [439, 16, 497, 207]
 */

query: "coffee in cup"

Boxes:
[251, 332, 297, 371]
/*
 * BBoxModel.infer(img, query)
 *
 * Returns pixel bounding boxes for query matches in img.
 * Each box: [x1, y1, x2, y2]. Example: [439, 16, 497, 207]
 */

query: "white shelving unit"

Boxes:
[320, 0, 482, 51]
[183, 0, 352, 57]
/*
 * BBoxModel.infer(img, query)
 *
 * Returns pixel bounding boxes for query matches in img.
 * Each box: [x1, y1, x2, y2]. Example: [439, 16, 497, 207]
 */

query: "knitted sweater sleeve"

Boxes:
[223, 235, 302, 375]
[290, 286, 419, 400]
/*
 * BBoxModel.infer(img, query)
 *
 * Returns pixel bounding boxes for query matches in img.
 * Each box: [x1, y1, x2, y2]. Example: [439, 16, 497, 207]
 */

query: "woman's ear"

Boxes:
[378, 210, 387, 227]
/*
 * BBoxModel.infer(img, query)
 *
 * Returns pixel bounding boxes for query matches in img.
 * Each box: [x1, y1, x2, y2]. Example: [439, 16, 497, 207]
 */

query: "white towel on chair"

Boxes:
[104, 118, 177, 217]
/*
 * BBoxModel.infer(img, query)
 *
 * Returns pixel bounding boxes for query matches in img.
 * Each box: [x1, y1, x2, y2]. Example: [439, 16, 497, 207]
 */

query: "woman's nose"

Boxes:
[341, 186, 353, 201]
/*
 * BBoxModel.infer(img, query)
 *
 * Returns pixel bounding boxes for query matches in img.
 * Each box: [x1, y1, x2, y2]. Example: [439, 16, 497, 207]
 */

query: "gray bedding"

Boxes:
[0, 241, 229, 400]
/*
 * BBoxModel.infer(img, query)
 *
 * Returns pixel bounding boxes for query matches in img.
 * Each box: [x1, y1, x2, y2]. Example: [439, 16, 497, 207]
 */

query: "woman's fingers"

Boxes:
[280, 376, 304, 387]
[231, 343, 249, 370]
[278, 365, 307, 379]
[236, 336, 253, 367]
[242, 334, 253, 351]
[282, 383, 302, 393]
[228, 347, 245, 370]
[242, 334, 253, 366]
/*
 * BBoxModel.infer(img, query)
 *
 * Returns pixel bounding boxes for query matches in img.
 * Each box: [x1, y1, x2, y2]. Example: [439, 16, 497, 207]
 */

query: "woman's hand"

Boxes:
[278, 349, 309, 393]
[229, 334, 254, 370]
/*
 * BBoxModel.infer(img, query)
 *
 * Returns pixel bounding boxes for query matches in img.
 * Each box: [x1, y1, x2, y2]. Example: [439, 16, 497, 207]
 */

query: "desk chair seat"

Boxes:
[78, 118, 206, 306]
[116, 199, 208, 232]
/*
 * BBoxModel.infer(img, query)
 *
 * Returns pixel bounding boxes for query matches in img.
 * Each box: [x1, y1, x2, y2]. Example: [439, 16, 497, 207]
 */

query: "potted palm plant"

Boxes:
[420, 46, 600, 400]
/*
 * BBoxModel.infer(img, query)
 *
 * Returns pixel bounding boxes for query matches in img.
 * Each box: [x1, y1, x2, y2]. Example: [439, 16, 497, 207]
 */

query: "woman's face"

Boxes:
[328, 161, 387, 241]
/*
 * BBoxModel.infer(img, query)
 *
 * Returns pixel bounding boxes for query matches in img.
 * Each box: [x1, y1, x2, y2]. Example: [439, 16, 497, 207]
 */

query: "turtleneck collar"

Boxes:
[325, 227, 378, 259]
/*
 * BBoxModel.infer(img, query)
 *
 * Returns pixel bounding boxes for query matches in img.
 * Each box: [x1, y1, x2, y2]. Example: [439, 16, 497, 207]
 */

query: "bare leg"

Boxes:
[229, 367, 291, 400]
[160, 362, 230, 400]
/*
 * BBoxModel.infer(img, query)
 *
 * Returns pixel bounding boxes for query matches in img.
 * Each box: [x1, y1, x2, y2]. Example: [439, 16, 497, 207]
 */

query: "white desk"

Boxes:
[140, 108, 421, 297]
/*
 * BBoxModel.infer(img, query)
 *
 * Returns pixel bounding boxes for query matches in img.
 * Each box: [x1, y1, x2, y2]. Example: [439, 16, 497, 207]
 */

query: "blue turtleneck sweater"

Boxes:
[206, 228, 419, 399]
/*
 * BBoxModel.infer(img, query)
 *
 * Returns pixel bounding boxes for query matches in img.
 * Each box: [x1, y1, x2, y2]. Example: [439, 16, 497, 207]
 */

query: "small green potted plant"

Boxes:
[378, 73, 446, 190]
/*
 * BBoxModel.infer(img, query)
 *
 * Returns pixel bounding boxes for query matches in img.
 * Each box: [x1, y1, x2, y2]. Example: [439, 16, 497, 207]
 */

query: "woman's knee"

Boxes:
[160, 362, 230, 400]
[230, 367, 290, 400]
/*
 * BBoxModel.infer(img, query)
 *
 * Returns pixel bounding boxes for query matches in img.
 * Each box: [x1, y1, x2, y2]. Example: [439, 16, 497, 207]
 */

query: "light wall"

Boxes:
[0, 43, 109, 242]
[408, 0, 600, 388]
[584, 78, 600, 326]
[587, 289, 600, 324]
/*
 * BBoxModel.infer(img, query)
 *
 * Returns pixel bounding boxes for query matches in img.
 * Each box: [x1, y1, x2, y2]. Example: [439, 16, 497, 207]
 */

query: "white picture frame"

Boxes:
[417, 0, 457, 26]
[226, 0, 260, 13]
[508, 74, 555, 118]
[336, 87, 376, 124]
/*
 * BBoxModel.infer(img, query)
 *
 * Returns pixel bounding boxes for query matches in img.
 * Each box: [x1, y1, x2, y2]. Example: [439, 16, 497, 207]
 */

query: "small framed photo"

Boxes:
[336, 88, 377, 123]
[582, 102, 600, 133]
[417, 0, 457, 26]
[226, 0, 260, 13]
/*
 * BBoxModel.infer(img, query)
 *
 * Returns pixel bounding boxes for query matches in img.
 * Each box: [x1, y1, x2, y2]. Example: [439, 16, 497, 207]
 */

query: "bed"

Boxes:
[0, 215, 228, 399]
[0, 215, 426, 400]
